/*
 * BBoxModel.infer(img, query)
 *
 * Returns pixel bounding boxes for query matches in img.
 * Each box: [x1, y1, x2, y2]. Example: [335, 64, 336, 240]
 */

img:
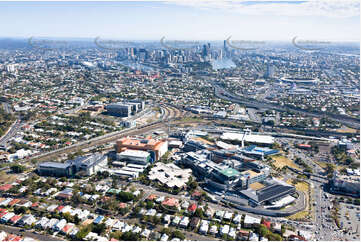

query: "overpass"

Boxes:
[288, 166, 329, 181]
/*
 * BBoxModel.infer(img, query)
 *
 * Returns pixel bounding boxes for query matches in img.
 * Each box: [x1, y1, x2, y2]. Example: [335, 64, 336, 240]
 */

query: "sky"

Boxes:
[0, 0, 359, 41]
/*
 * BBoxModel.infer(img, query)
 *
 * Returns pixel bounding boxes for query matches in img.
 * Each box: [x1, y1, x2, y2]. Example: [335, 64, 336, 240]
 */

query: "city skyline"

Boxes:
[0, 0, 359, 41]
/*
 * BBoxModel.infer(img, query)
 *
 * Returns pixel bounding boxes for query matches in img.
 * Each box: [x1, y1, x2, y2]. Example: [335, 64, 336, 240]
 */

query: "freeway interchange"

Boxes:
[212, 82, 360, 129]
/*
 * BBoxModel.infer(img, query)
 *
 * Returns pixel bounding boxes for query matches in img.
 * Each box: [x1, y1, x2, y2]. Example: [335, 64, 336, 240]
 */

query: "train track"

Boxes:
[27, 105, 189, 163]
[28, 121, 167, 163]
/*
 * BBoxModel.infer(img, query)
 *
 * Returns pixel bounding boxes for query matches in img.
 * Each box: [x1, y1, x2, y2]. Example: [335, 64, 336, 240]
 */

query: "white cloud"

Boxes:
[164, 0, 360, 18]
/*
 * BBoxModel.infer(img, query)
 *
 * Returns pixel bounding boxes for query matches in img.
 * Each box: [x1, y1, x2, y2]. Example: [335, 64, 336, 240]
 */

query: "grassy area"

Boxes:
[286, 179, 309, 192]
[286, 179, 311, 221]
[335, 127, 358, 133]
[249, 182, 265, 190]
[287, 211, 309, 220]
[315, 161, 344, 171]
[0, 171, 18, 183]
[192, 137, 214, 145]
[272, 155, 301, 170]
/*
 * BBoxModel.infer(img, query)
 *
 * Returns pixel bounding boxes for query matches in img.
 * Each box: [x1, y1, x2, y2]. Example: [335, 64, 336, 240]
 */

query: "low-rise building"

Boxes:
[243, 215, 261, 228]
[148, 163, 192, 189]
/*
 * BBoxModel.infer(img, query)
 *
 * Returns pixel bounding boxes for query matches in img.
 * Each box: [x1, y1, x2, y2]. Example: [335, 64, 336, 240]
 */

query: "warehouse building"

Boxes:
[220, 132, 275, 146]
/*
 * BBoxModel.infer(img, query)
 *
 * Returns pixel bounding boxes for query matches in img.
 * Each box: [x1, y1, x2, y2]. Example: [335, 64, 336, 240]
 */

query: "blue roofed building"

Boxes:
[239, 145, 279, 160]
[93, 215, 104, 224]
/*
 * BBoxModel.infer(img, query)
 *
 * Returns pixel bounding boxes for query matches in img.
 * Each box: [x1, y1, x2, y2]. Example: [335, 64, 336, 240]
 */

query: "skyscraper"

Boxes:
[265, 64, 275, 78]
[223, 40, 229, 58]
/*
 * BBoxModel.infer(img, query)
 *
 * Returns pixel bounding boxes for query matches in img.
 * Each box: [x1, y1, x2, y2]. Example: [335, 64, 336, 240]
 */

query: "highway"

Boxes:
[0, 119, 22, 146]
[1, 102, 13, 114]
[212, 82, 360, 129]
[286, 145, 346, 240]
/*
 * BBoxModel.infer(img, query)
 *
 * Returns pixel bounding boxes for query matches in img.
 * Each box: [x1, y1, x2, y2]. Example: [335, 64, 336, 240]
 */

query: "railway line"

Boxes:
[25, 105, 187, 163]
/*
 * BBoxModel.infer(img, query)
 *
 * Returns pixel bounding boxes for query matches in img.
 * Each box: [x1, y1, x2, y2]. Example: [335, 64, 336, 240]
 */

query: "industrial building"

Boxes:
[220, 132, 275, 146]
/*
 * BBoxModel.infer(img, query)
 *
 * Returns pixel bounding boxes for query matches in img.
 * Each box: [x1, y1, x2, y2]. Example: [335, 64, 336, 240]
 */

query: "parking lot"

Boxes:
[339, 203, 360, 241]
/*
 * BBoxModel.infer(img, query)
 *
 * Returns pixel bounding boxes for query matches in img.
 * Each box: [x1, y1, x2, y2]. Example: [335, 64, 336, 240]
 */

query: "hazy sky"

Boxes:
[0, 0, 359, 41]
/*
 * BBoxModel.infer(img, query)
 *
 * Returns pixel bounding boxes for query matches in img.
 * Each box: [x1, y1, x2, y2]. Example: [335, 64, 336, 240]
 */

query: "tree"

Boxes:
[257, 224, 269, 237]
[326, 163, 335, 175]
[268, 233, 283, 241]
[117, 191, 135, 202]
[14, 206, 28, 214]
[188, 180, 198, 191]
[76, 225, 92, 240]
[92, 223, 106, 234]
[161, 227, 172, 236]
[153, 216, 161, 225]
[146, 200, 154, 209]
[121, 232, 140, 241]
[194, 208, 204, 218]
[172, 230, 185, 240]
[10, 164, 25, 173]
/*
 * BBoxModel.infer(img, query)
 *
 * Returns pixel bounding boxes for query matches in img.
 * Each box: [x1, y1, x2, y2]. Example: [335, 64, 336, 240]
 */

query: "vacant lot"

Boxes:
[316, 161, 345, 171]
[272, 155, 301, 170]
[249, 182, 265, 190]
[288, 210, 309, 220]
[286, 179, 309, 192]
[335, 127, 358, 134]
[0, 171, 18, 183]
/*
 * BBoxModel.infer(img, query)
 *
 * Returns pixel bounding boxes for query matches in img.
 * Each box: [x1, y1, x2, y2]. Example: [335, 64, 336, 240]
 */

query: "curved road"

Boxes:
[212, 83, 360, 129]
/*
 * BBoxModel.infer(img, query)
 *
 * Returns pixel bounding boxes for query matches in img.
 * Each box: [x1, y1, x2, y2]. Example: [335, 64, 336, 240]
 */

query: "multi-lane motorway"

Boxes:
[212, 82, 360, 129]
[0, 119, 21, 146]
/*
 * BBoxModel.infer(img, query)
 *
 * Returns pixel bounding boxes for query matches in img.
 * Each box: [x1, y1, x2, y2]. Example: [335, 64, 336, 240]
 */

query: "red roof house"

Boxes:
[188, 203, 197, 213]
[0, 184, 13, 191]
[262, 220, 271, 229]
[162, 197, 179, 208]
